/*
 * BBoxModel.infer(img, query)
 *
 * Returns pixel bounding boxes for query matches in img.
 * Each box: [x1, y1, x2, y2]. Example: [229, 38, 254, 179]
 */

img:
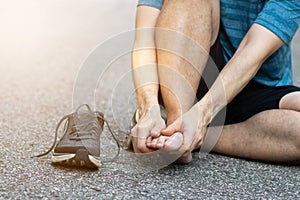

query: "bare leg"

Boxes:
[212, 92, 300, 162]
[156, 0, 220, 123]
[148, 0, 220, 155]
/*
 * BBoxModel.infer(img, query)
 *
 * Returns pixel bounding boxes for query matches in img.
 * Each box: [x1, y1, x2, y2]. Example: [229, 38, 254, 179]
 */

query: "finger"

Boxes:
[150, 129, 161, 138]
[134, 137, 152, 153]
[150, 137, 159, 148]
[131, 126, 152, 153]
[156, 136, 166, 149]
[183, 138, 194, 154]
[130, 108, 165, 152]
[161, 121, 181, 136]
[190, 127, 206, 152]
[146, 136, 152, 147]
[191, 135, 203, 151]
[178, 131, 193, 158]
[178, 129, 195, 155]
[150, 120, 166, 138]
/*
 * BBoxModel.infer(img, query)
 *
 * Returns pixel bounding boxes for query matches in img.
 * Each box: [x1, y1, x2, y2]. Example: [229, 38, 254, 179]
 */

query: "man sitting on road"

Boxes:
[130, 0, 300, 164]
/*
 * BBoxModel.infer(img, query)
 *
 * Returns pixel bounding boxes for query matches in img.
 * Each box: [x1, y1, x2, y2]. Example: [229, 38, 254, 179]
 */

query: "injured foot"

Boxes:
[146, 132, 183, 151]
[146, 132, 193, 164]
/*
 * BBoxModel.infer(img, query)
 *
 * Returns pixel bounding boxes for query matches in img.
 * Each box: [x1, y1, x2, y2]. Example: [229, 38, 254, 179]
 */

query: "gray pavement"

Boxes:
[0, 1, 300, 199]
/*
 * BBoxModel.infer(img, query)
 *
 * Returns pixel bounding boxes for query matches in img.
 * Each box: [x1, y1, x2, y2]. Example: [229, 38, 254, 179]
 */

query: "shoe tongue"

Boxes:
[75, 110, 96, 122]
[73, 111, 101, 131]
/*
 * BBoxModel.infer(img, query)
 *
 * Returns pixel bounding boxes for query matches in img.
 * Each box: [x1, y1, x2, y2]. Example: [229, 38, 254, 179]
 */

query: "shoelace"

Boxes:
[33, 104, 120, 163]
[69, 114, 100, 141]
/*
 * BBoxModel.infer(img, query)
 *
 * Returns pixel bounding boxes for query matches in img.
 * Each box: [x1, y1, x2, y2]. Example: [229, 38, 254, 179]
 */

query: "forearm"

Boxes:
[132, 6, 160, 111]
[198, 24, 284, 123]
[132, 48, 159, 109]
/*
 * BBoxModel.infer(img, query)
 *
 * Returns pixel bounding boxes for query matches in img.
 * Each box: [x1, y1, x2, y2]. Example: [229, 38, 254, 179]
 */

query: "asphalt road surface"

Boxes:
[0, 1, 300, 199]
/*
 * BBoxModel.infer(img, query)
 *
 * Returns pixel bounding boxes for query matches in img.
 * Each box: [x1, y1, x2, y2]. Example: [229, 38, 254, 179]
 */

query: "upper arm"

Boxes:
[135, 5, 160, 29]
[133, 6, 161, 68]
[226, 1, 299, 84]
[237, 23, 284, 65]
[254, 0, 300, 45]
[236, 0, 300, 62]
[134, 5, 161, 48]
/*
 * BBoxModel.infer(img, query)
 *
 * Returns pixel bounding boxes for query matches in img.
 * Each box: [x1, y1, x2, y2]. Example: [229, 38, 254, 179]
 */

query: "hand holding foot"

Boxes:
[146, 132, 183, 151]
[161, 105, 208, 164]
[131, 104, 166, 153]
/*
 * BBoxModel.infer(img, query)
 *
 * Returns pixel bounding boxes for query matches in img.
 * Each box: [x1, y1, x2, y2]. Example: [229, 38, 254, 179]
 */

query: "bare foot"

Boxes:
[146, 132, 183, 151]
[146, 132, 193, 164]
[164, 132, 183, 151]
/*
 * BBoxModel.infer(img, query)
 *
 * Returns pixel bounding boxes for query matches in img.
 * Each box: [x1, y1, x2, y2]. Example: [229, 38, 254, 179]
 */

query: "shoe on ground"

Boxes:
[34, 104, 120, 170]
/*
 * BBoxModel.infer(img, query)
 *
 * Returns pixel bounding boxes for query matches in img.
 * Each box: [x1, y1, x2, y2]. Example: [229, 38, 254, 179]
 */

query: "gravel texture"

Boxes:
[0, 1, 300, 199]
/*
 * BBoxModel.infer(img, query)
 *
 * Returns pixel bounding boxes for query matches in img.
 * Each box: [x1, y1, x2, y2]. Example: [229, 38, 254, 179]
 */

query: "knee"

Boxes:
[157, 0, 214, 28]
[163, 0, 213, 9]
[156, 0, 219, 46]
[279, 92, 300, 112]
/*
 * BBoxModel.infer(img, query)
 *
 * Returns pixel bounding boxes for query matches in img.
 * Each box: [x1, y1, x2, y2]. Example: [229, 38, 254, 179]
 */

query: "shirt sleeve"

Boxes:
[138, 0, 163, 10]
[254, 0, 300, 44]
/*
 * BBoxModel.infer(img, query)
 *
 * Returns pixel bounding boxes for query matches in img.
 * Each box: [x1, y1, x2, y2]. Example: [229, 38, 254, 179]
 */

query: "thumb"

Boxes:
[161, 121, 181, 136]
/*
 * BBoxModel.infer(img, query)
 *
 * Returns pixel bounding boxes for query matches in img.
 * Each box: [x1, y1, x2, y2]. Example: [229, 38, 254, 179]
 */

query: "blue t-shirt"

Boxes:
[137, 0, 300, 87]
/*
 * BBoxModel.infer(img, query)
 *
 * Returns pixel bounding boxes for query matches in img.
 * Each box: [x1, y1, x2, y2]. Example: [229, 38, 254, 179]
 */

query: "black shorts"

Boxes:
[197, 38, 300, 126]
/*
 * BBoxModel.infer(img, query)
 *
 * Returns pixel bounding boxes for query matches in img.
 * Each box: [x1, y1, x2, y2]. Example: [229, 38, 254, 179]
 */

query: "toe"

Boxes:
[164, 132, 183, 151]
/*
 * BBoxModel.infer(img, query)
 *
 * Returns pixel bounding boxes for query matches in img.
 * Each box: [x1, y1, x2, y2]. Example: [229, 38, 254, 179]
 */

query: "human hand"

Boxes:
[130, 104, 166, 153]
[161, 105, 208, 163]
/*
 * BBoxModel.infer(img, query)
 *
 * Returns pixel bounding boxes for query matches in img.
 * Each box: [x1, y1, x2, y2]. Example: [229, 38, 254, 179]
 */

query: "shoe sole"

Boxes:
[51, 149, 101, 169]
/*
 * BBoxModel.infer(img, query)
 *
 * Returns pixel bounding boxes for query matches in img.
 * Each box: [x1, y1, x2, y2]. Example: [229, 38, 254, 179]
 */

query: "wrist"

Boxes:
[195, 101, 213, 125]
[136, 87, 159, 111]
[196, 93, 222, 124]
[138, 99, 159, 112]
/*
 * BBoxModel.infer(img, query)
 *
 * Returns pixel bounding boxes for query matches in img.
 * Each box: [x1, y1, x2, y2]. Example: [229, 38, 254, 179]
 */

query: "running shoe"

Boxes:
[34, 104, 120, 169]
